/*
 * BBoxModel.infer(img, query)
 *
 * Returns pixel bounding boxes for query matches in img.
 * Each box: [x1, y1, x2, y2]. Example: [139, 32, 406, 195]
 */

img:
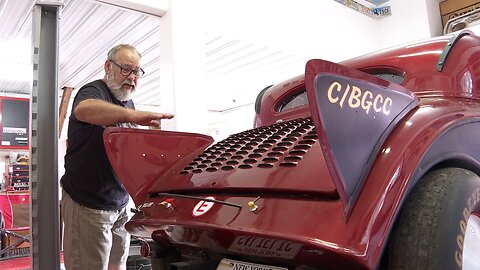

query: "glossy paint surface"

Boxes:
[104, 31, 480, 269]
[146, 117, 338, 197]
[255, 32, 480, 127]
[103, 128, 213, 205]
[0, 192, 29, 228]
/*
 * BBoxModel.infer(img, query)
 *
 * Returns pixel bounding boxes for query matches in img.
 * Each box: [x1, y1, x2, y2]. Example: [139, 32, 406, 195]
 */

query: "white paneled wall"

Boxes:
[194, 0, 443, 141]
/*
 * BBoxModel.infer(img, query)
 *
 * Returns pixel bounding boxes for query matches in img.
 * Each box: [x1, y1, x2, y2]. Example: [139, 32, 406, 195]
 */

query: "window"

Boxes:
[277, 89, 308, 112]
[369, 71, 405, 85]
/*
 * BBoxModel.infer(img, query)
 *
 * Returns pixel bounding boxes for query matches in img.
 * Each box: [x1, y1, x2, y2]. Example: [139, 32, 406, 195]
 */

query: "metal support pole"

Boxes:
[31, 1, 63, 269]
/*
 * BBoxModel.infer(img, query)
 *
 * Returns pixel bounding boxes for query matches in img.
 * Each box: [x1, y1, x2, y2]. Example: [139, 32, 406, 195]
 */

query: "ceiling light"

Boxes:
[0, 62, 33, 83]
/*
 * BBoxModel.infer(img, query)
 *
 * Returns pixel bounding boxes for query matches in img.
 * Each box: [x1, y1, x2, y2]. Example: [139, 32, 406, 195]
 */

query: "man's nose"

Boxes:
[127, 72, 136, 80]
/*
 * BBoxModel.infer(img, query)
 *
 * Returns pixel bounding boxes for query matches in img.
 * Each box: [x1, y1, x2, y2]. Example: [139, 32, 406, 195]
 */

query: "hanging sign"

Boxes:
[333, 0, 391, 18]
[0, 97, 29, 149]
[373, 6, 392, 17]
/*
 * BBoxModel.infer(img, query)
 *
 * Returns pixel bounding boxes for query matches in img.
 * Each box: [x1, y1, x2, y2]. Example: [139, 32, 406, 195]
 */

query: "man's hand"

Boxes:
[128, 111, 174, 127]
[74, 99, 174, 126]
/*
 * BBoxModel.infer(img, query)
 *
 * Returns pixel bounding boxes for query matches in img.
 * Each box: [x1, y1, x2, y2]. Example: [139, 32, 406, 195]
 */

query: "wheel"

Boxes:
[385, 167, 480, 269]
[149, 242, 181, 270]
[0, 211, 4, 250]
[126, 255, 152, 270]
[0, 211, 4, 228]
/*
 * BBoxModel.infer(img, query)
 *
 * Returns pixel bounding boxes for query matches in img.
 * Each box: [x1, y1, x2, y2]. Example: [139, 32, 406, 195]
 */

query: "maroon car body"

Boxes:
[104, 30, 480, 270]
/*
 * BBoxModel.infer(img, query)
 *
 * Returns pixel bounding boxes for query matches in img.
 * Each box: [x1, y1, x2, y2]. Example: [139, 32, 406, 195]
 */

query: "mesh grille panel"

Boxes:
[181, 117, 317, 174]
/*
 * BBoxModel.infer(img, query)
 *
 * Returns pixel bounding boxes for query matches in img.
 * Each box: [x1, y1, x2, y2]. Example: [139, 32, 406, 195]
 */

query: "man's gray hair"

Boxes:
[107, 44, 142, 61]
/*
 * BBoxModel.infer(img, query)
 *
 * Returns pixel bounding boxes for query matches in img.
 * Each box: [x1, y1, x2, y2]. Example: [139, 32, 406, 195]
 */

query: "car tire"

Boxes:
[0, 211, 4, 250]
[127, 255, 152, 270]
[385, 167, 480, 270]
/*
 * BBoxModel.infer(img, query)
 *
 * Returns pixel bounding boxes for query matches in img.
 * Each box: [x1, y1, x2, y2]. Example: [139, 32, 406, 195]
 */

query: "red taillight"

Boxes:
[140, 241, 151, 257]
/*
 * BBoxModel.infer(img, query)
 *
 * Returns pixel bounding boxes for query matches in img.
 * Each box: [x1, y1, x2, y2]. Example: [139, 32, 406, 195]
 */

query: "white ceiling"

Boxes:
[0, 0, 390, 110]
[0, 0, 164, 106]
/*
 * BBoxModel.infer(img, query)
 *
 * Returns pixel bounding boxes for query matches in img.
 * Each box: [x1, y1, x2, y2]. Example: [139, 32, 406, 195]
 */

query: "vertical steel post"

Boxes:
[31, 1, 63, 269]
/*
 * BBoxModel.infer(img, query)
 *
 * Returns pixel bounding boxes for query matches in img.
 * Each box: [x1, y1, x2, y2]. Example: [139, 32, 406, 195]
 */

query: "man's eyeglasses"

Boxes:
[109, 60, 145, 78]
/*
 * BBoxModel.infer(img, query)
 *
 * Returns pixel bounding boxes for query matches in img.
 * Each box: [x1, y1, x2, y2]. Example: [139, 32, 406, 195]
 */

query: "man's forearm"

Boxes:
[74, 99, 132, 126]
[74, 99, 174, 127]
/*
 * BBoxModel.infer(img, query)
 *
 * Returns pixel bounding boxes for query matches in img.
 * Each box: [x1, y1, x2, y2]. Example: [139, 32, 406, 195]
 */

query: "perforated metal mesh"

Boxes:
[181, 117, 317, 174]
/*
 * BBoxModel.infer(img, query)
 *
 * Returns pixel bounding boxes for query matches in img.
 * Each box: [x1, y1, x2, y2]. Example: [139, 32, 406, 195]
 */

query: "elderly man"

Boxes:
[60, 44, 174, 270]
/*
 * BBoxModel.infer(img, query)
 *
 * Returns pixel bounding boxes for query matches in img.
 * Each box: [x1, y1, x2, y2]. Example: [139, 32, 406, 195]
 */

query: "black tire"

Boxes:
[0, 211, 4, 228]
[0, 211, 4, 251]
[386, 167, 480, 270]
[149, 242, 181, 270]
[127, 255, 152, 270]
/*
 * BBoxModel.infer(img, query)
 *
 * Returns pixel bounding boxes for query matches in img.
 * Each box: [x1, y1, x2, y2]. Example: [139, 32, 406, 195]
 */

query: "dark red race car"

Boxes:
[104, 30, 480, 270]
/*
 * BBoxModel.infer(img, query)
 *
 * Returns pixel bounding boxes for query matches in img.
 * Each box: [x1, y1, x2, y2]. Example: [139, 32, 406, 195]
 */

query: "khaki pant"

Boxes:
[61, 190, 130, 270]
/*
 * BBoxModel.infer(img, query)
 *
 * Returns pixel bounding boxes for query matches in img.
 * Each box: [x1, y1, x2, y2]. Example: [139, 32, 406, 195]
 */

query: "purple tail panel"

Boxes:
[304, 59, 419, 217]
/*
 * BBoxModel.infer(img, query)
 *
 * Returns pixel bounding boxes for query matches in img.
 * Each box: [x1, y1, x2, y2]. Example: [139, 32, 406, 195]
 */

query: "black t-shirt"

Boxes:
[60, 79, 135, 210]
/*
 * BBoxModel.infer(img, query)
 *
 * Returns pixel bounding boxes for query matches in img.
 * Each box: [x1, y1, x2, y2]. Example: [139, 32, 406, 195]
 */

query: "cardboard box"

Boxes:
[440, 0, 480, 26]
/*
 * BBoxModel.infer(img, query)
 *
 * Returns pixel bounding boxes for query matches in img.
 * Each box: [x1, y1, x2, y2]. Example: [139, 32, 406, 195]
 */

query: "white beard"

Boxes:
[105, 71, 137, 101]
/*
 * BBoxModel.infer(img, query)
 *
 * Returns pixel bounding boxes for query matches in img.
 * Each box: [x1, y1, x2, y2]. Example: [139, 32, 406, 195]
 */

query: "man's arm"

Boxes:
[74, 99, 174, 127]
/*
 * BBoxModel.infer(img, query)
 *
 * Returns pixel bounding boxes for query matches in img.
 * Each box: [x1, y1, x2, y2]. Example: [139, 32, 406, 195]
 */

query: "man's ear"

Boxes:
[104, 60, 111, 73]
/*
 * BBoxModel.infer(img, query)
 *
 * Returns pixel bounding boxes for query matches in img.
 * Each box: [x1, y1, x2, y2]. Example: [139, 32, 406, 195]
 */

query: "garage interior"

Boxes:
[0, 0, 478, 269]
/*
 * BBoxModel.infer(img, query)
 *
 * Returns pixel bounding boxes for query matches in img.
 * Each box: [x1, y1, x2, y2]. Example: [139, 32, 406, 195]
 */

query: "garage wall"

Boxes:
[377, 0, 443, 49]
[200, 0, 444, 141]
[201, 0, 385, 141]
[203, 0, 382, 63]
[56, 0, 445, 142]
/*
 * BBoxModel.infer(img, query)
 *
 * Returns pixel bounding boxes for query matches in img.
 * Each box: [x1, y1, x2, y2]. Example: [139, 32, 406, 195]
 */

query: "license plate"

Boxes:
[228, 236, 302, 259]
[216, 258, 288, 270]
